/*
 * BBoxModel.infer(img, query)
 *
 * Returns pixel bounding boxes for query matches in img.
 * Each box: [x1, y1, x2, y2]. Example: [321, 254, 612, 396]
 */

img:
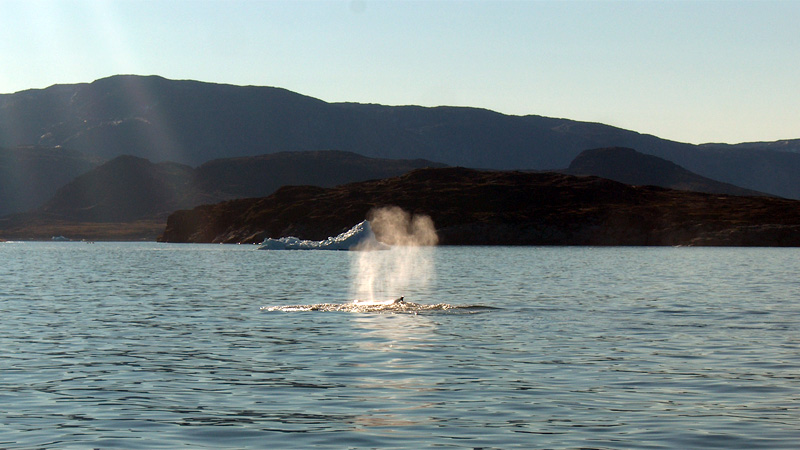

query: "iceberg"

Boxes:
[258, 220, 389, 251]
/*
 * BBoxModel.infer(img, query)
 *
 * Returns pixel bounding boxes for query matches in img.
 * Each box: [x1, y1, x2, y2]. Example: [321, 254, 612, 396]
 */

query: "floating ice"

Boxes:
[258, 220, 389, 251]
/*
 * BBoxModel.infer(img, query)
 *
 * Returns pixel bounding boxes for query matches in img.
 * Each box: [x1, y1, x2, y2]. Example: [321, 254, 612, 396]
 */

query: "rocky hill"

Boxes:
[565, 147, 768, 197]
[193, 150, 445, 199]
[0, 146, 100, 216]
[0, 151, 443, 240]
[34, 150, 442, 222]
[38, 155, 202, 222]
[2, 75, 799, 198]
[159, 167, 800, 247]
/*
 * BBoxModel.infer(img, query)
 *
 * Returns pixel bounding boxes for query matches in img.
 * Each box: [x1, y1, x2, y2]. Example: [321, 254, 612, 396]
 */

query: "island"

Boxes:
[158, 167, 800, 247]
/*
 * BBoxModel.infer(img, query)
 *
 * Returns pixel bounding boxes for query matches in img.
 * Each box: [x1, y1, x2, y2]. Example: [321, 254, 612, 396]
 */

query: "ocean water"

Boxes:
[1, 242, 798, 449]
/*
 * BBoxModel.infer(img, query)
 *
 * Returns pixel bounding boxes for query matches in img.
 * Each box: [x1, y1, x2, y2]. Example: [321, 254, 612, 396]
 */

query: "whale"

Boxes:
[262, 296, 494, 313]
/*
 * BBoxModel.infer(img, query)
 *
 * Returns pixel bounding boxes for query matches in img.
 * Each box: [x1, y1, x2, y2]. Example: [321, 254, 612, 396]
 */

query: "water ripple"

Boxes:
[0, 244, 798, 449]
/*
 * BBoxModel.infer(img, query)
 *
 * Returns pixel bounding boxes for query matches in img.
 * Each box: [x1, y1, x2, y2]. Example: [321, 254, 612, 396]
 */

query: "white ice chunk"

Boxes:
[258, 220, 389, 251]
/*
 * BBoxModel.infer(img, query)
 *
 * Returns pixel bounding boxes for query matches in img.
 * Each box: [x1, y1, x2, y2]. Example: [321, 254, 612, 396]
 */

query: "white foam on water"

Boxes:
[260, 298, 457, 313]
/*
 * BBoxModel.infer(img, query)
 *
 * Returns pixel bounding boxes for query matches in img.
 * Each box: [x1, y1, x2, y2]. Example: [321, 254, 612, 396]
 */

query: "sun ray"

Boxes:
[72, 2, 188, 163]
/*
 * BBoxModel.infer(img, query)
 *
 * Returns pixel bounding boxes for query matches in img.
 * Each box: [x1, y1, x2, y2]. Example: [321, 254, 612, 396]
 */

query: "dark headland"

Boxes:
[159, 167, 800, 246]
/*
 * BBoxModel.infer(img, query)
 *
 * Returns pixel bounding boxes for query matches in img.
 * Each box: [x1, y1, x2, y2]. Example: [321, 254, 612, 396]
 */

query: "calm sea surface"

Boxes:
[1, 242, 798, 449]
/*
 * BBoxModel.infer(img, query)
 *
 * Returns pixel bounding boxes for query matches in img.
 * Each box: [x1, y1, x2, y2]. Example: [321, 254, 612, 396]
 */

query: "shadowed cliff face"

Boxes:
[159, 167, 800, 247]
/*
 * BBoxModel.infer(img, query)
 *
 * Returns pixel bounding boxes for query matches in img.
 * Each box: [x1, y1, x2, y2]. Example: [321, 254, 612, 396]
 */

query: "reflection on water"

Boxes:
[344, 312, 441, 431]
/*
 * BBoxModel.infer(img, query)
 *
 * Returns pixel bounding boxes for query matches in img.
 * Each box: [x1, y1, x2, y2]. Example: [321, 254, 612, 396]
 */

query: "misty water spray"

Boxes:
[350, 206, 438, 304]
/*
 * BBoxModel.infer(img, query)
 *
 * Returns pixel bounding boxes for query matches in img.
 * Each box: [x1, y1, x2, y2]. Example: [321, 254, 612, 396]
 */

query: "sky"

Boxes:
[0, 0, 797, 145]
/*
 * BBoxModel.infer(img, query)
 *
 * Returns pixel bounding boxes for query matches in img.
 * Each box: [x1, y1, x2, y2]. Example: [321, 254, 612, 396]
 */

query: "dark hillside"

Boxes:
[566, 147, 767, 197]
[159, 167, 800, 247]
[0, 146, 100, 216]
[194, 150, 445, 198]
[39, 155, 201, 222]
[0, 151, 443, 239]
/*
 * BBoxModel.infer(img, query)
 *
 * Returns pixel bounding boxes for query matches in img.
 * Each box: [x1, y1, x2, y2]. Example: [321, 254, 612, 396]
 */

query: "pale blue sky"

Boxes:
[0, 0, 797, 144]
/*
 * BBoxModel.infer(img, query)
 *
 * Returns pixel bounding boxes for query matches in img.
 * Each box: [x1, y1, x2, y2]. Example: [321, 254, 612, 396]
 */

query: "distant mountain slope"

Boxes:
[0, 146, 100, 216]
[158, 167, 800, 247]
[565, 147, 768, 197]
[700, 139, 800, 154]
[674, 147, 800, 199]
[1, 75, 799, 198]
[39, 155, 201, 222]
[194, 150, 445, 199]
[20, 150, 444, 224]
[0, 75, 697, 169]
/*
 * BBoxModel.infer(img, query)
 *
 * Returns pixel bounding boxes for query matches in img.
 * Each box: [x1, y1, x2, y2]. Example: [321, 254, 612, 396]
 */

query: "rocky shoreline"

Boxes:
[159, 167, 800, 247]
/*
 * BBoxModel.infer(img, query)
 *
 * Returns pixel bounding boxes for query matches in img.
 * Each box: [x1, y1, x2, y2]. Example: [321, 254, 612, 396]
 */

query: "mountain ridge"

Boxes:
[2, 74, 799, 198]
[13, 147, 759, 228]
[1, 147, 792, 242]
[565, 147, 768, 197]
[39, 155, 201, 222]
[0, 151, 445, 239]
